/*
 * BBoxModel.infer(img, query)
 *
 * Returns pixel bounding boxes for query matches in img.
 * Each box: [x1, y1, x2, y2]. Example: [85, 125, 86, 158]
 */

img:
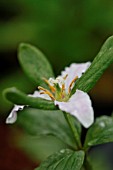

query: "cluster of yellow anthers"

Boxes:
[38, 75, 78, 102]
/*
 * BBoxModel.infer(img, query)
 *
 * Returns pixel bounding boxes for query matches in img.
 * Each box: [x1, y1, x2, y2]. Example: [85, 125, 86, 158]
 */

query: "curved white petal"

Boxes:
[6, 105, 24, 124]
[29, 91, 51, 100]
[54, 89, 94, 128]
[61, 62, 91, 92]
[6, 90, 51, 124]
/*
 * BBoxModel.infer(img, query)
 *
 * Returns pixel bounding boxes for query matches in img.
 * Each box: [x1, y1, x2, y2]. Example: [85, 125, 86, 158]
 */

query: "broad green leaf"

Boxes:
[35, 149, 84, 170]
[18, 43, 54, 87]
[84, 116, 113, 149]
[17, 107, 81, 149]
[3, 87, 56, 110]
[72, 36, 113, 94]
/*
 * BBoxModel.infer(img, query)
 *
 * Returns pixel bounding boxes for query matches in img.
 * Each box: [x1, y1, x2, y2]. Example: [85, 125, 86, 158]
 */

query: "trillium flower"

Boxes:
[6, 62, 94, 128]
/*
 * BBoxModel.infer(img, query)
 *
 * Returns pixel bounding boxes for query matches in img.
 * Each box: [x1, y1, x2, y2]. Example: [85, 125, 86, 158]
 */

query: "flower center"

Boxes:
[38, 75, 78, 102]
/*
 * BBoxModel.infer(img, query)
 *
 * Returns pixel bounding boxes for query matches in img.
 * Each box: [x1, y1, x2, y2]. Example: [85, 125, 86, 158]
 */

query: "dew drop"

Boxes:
[99, 121, 105, 127]
[60, 149, 65, 153]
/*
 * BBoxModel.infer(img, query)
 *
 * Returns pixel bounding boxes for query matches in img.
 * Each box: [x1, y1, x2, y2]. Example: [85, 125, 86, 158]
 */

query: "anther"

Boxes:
[68, 76, 78, 93]
[43, 78, 55, 93]
[63, 74, 68, 80]
[38, 86, 55, 101]
[61, 84, 65, 92]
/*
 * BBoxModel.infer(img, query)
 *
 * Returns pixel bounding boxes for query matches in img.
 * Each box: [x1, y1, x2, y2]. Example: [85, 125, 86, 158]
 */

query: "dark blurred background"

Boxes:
[0, 0, 113, 170]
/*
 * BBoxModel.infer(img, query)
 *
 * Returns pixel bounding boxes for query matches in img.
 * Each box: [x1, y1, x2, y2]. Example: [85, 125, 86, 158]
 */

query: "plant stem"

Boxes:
[63, 112, 93, 170]
[63, 112, 82, 149]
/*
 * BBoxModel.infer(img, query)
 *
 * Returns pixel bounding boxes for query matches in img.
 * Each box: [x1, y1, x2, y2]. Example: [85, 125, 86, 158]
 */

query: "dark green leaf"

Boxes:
[17, 107, 81, 149]
[35, 149, 84, 170]
[18, 43, 54, 87]
[84, 116, 113, 149]
[3, 87, 56, 110]
[72, 36, 113, 94]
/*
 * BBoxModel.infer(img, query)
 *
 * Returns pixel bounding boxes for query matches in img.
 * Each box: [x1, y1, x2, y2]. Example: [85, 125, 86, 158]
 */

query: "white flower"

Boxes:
[6, 62, 94, 128]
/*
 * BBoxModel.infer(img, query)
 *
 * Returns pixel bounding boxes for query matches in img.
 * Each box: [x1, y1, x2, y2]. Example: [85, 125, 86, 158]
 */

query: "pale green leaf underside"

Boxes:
[72, 36, 113, 94]
[17, 107, 81, 149]
[84, 116, 113, 149]
[3, 87, 56, 110]
[18, 43, 54, 87]
[35, 149, 84, 170]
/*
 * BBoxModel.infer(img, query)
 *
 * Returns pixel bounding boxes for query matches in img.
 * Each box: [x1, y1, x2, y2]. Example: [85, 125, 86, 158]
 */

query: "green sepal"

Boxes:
[3, 87, 56, 110]
[84, 116, 113, 149]
[72, 36, 113, 94]
[35, 149, 85, 170]
[18, 43, 54, 87]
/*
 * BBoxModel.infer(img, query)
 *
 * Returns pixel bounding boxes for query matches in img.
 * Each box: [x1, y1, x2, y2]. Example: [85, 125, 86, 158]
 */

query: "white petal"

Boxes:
[54, 90, 94, 128]
[61, 62, 91, 92]
[6, 105, 24, 124]
[28, 91, 51, 100]
[6, 90, 51, 124]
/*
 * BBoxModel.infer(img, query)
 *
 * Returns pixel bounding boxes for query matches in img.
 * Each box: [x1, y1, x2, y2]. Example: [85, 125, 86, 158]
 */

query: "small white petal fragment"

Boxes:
[6, 105, 24, 124]
[55, 90, 94, 128]
[61, 62, 91, 91]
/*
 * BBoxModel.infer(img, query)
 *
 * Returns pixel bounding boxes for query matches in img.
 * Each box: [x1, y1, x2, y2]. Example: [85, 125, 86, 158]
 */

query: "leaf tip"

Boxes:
[3, 87, 16, 102]
[19, 42, 30, 50]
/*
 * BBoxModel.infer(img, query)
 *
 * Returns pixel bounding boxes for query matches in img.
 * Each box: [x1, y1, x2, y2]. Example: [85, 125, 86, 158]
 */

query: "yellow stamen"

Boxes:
[68, 76, 78, 93]
[38, 86, 55, 101]
[60, 84, 65, 99]
[43, 78, 56, 93]
[38, 86, 47, 91]
[61, 84, 65, 92]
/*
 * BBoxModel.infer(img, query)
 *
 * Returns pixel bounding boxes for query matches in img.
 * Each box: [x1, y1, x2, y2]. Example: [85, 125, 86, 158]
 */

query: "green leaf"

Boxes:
[18, 43, 54, 87]
[84, 116, 113, 149]
[35, 149, 85, 170]
[72, 36, 113, 94]
[3, 87, 56, 110]
[17, 107, 81, 149]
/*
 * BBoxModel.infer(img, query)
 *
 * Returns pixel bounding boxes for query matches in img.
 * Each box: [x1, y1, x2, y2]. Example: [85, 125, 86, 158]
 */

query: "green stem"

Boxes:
[64, 113, 93, 170]
[63, 112, 82, 149]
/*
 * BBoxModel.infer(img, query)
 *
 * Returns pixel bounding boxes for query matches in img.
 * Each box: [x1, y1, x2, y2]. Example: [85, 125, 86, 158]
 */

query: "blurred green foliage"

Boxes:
[1, 0, 113, 71]
[89, 144, 113, 170]
[17, 135, 67, 162]
[1, 0, 113, 116]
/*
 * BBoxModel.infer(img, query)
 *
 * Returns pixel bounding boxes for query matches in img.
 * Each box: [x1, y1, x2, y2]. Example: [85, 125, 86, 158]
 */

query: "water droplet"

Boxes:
[99, 122, 105, 127]
[60, 149, 65, 153]
[109, 47, 112, 51]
